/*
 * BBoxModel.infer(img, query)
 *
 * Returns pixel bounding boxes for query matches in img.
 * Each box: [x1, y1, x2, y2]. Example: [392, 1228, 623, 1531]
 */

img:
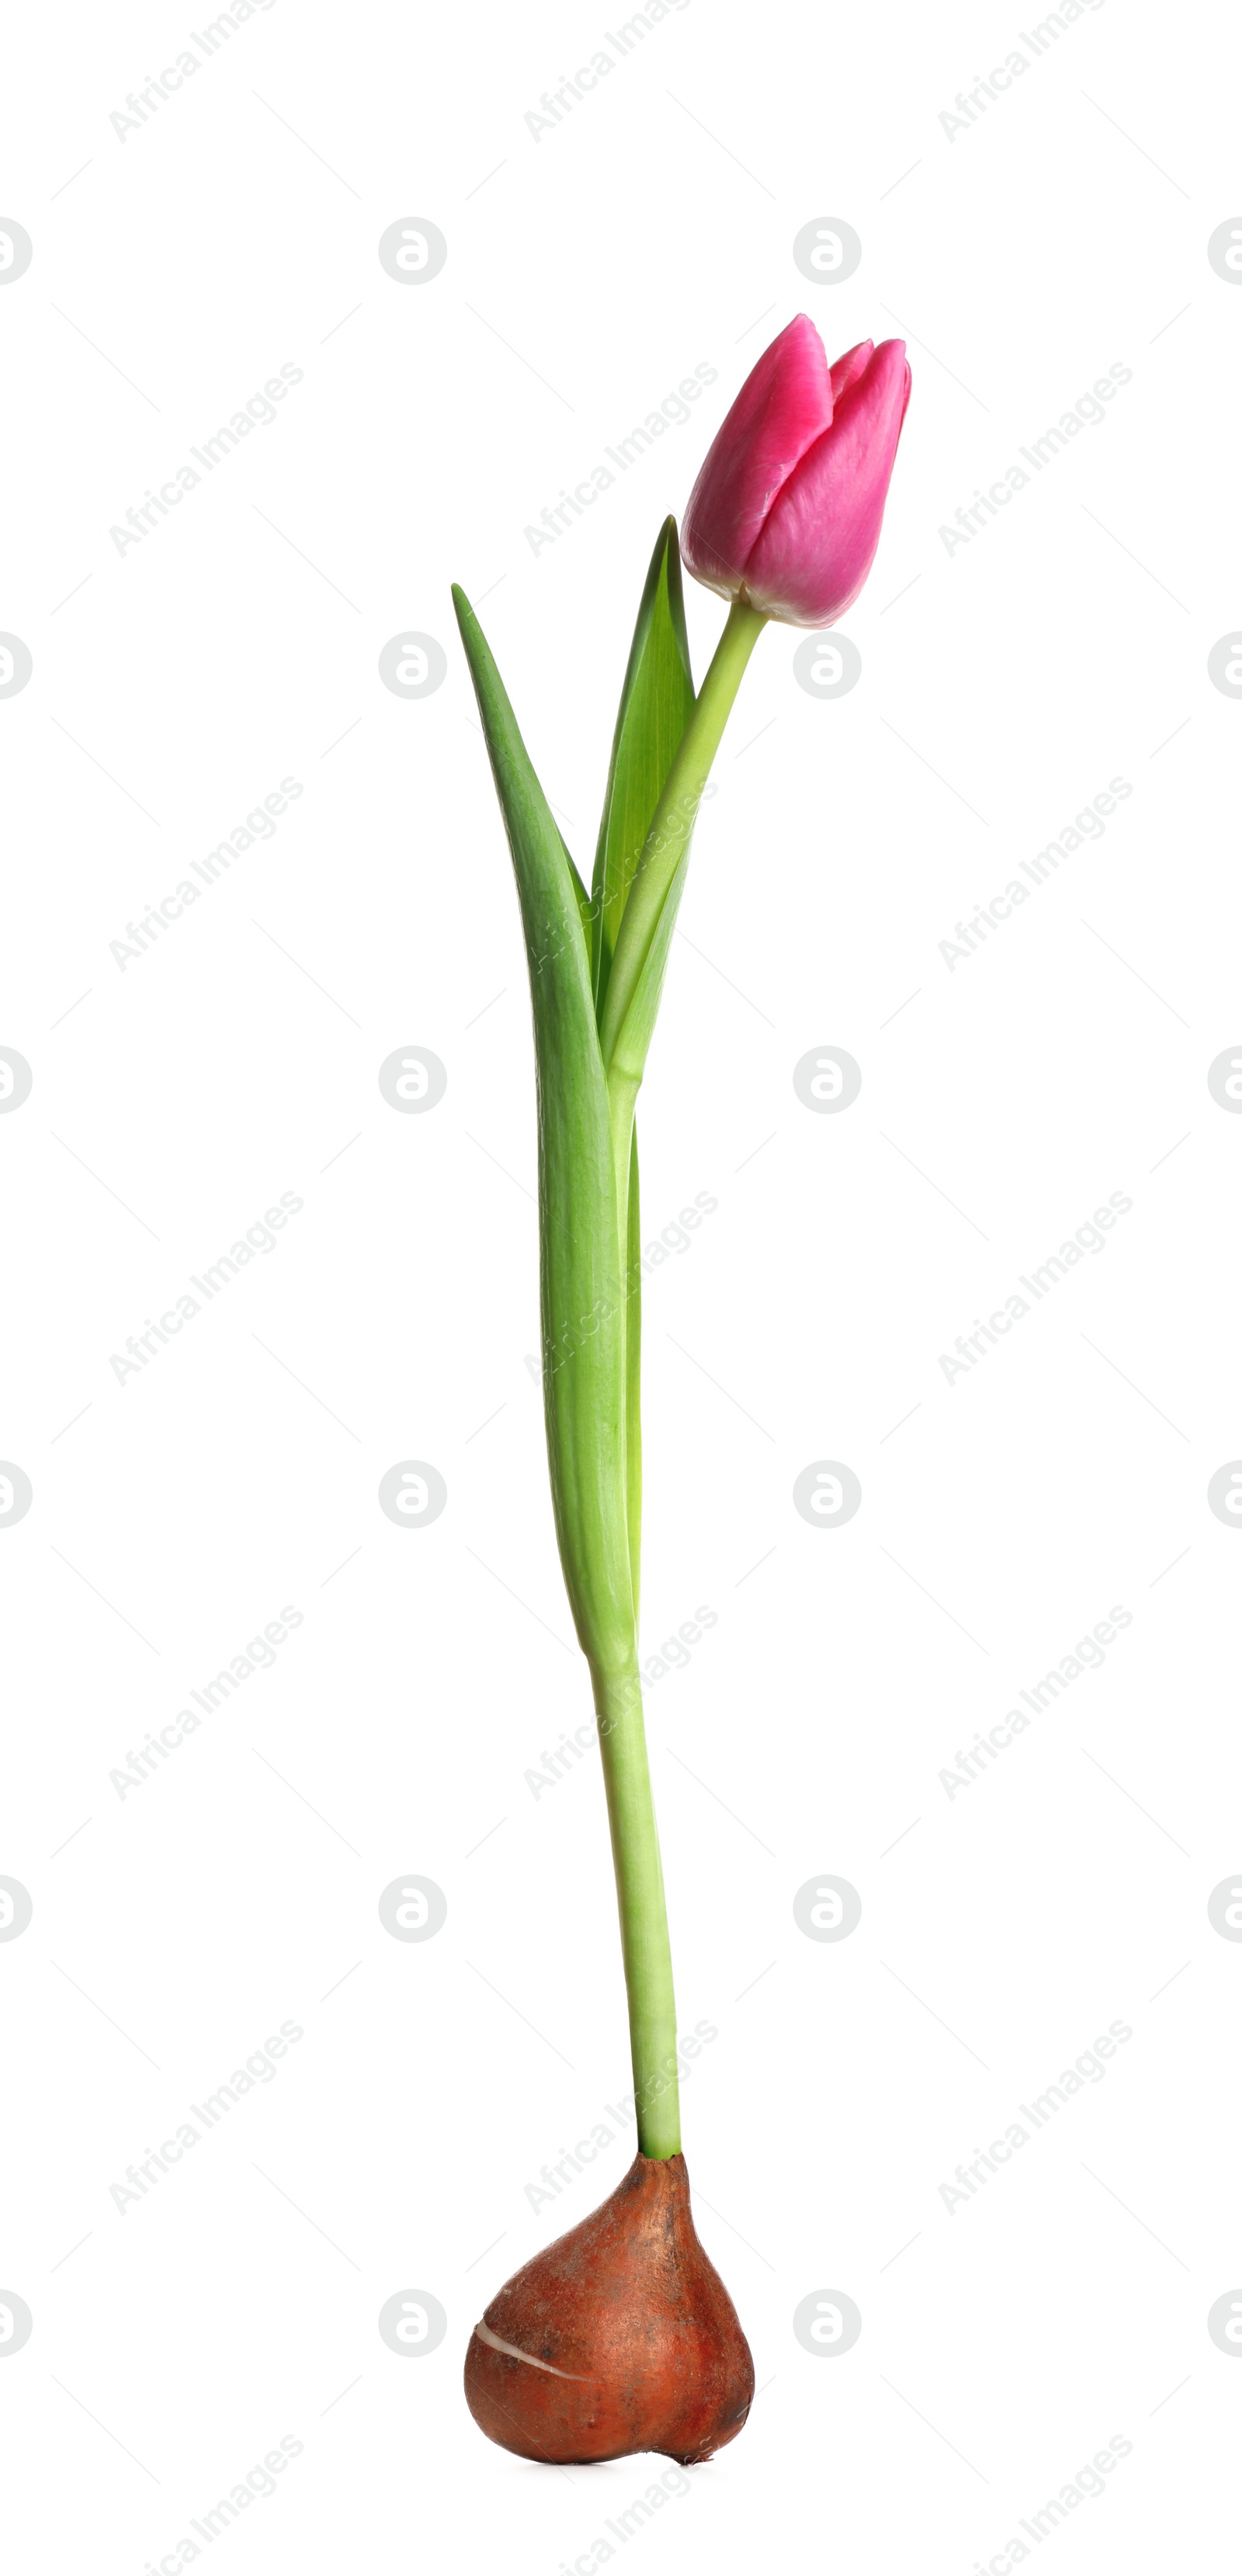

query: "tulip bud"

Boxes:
[681, 314, 911, 628]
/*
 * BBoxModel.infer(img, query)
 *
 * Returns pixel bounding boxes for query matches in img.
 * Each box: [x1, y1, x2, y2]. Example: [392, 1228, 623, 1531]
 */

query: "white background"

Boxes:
[2, 1, 1240, 2568]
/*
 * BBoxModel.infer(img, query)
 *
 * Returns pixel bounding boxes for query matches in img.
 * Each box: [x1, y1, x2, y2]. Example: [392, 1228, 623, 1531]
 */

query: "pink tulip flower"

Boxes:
[681, 315, 911, 628]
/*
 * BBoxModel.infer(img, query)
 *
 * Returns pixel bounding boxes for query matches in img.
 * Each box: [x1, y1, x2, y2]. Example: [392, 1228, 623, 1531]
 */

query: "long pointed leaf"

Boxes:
[588, 520, 696, 1618]
[609, 846, 692, 1100]
[625, 1118, 641, 1621]
[452, 585, 633, 1677]
[560, 830, 595, 950]
[590, 518, 695, 1019]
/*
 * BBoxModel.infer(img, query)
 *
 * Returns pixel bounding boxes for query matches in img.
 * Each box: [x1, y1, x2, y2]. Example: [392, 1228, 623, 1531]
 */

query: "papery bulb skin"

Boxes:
[464, 2151, 754, 2465]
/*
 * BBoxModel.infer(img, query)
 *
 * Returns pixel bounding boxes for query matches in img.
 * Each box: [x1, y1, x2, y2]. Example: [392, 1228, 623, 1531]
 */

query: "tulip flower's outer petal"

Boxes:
[742, 338, 910, 626]
[828, 339, 874, 405]
[681, 314, 834, 602]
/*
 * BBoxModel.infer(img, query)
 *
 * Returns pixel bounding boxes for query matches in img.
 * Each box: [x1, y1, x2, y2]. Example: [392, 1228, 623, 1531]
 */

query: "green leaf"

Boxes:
[598, 600, 766, 1090]
[452, 584, 633, 1680]
[609, 847, 691, 1104]
[625, 1118, 641, 1623]
[590, 518, 695, 1021]
[586, 518, 696, 1621]
[560, 831, 595, 951]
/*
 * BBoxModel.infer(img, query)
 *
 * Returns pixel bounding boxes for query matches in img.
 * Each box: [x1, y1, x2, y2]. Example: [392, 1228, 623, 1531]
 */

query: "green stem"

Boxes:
[590, 597, 767, 2158]
[598, 597, 768, 1078]
[593, 1658, 681, 2156]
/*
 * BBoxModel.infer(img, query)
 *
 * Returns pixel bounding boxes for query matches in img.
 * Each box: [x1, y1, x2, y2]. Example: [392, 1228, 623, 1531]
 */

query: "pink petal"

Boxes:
[828, 339, 874, 404]
[741, 339, 910, 626]
[681, 314, 834, 601]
